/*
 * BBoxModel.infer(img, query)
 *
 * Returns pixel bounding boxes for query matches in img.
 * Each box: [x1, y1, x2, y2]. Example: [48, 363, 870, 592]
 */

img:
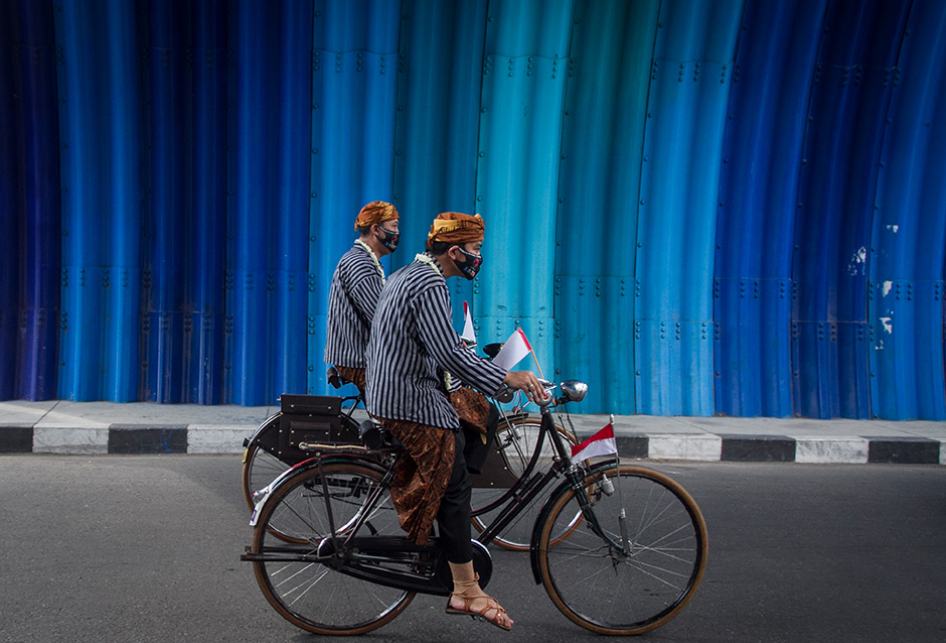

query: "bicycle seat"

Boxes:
[359, 419, 402, 451]
[327, 366, 351, 390]
[482, 343, 502, 359]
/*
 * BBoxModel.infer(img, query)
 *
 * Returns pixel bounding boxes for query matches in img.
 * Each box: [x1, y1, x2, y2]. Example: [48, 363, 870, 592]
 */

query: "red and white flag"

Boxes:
[493, 327, 532, 371]
[571, 423, 618, 464]
[461, 301, 476, 344]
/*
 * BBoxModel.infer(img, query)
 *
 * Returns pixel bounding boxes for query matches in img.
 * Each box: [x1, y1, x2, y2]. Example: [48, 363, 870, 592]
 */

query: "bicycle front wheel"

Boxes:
[251, 459, 414, 635]
[536, 463, 708, 635]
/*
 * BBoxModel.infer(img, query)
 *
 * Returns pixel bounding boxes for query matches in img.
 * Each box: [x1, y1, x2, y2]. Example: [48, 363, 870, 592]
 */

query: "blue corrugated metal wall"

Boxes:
[1, 0, 945, 419]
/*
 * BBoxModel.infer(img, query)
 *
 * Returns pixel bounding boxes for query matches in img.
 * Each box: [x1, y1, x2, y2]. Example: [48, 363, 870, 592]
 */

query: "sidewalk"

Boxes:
[1, 399, 943, 464]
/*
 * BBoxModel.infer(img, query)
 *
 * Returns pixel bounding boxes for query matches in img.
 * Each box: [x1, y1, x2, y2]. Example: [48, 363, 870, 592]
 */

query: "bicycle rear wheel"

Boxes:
[536, 463, 708, 635]
[471, 416, 581, 551]
[250, 459, 414, 635]
[243, 414, 360, 542]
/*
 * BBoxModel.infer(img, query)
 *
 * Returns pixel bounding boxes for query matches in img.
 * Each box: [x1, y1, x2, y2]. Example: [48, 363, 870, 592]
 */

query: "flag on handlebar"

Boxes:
[461, 301, 476, 345]
[571, 423, 617, 464]
[492, 327, 532, 371]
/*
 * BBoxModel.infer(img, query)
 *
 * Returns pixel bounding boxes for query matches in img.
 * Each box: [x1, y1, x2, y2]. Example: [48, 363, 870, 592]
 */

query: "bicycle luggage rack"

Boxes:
[278, 394, 360, 455]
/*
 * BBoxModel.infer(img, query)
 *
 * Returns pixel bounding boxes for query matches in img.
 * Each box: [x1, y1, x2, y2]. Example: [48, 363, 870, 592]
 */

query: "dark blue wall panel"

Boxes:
[869, 0, 946, 419]
[1, 0, 945, 418]
[792, 0, 910, 419]
[715, 0, 825, 418]
[54, 0, 141, 402]
[1, 0, 61, 401]
[138, 0, 228, 404]
[0, 0, 22, 400]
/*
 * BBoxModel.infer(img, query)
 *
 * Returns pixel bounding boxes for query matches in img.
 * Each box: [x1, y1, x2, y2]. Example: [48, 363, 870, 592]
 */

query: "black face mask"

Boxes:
[454, 247, 483, 280]
[377, 226, 399, 252]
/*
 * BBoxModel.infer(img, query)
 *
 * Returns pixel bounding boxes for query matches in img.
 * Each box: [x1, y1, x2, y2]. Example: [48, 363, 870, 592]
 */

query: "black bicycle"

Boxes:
[241, 379, 708, 636]
[242, 365, 579, 548]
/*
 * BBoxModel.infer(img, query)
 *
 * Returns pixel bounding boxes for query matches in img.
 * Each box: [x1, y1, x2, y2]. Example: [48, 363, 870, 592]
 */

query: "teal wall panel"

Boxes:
[554, 0, 658, 413]
[475, 0, 573, 377]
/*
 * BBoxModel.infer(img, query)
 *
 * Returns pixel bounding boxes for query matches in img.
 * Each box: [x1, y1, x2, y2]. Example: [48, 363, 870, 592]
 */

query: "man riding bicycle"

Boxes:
[324, 200, 400, 393]
[365, 212, 543, 631]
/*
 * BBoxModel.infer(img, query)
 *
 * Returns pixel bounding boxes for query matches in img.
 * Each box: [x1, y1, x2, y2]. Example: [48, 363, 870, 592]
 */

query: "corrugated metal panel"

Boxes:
[225, 0, 316, 405]
[225, 1, 302, 405]
[869, 0, 946, 419]
[0, 0, 23, 400]
[714, 0, 825, 418]
[2, 0, 946, 418]
[307, 0, 400, 395]
[474, 0, 573, 379]
[554, 0, 659, 413]
[792, 0, 910, 419]
[391, 0, 487, 338]
[636, 0, 743, 416]
[139, 0, 228, 404]
[55, 0, 142, 402]
[0, 0, 61, 400]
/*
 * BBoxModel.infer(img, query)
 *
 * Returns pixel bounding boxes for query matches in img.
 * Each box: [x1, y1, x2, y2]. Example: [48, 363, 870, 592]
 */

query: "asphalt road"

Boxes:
[1, 456, 945, 643]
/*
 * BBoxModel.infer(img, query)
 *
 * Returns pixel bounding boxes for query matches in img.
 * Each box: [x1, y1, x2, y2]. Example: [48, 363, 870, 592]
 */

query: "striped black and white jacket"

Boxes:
[324, 241, 385, 369]
[365, 253, 506, 429]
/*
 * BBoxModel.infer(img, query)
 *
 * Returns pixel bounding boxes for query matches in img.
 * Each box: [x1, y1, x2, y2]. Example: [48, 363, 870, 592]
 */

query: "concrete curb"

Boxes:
[1, 419, 943, 464]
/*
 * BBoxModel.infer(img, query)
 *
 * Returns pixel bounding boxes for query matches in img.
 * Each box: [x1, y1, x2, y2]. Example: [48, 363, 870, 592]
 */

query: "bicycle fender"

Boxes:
[242, 412, 282, 450]
[527, 460, 618, 585]
[248, 453, 378, 527]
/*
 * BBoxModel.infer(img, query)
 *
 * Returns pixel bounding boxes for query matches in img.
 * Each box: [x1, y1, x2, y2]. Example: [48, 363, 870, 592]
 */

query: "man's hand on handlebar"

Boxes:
[502, 371, 547, 404]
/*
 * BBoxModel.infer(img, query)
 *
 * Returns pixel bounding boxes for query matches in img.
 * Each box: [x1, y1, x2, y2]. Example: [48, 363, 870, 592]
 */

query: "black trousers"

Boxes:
[435, 407, 499, 564]
[436, 427, 474, 563]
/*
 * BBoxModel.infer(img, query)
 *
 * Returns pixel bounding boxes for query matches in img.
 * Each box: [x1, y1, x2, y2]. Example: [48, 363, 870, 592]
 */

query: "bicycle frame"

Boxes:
[474, 407, 572, 544]
[246, 385, 629, 602]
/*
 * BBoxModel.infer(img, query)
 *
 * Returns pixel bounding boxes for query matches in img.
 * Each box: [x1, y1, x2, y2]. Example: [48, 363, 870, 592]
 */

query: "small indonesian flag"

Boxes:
[461, 301, 476, 344]
[571, 423, 618, 464]
[492, 327, 532, 371]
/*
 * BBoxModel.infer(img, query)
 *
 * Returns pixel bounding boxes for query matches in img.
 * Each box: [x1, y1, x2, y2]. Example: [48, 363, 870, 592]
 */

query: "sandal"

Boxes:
[445, 577, 513, 631]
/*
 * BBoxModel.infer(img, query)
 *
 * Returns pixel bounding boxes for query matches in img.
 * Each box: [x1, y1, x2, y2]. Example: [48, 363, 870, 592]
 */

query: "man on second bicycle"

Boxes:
[324, 200, 400, 393]
[365, 211, 544, 631]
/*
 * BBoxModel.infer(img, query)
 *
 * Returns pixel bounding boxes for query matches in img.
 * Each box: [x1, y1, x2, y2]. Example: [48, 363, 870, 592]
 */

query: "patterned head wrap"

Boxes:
[425, 212, 485, 249]
[355, 201, 399, 230]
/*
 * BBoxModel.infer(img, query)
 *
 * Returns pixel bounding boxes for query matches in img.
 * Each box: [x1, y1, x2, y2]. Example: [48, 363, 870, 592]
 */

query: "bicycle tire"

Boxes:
[471, 416, 581, 551]
[242, 414, 361, 542]
[250, 458, 414, 635]
[536, 463, 708, 635]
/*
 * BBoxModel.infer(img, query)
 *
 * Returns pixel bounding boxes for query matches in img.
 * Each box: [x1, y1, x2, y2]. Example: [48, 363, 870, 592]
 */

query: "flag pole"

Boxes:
[609, 413, 631, 555]
[530, 349, 545, 381]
